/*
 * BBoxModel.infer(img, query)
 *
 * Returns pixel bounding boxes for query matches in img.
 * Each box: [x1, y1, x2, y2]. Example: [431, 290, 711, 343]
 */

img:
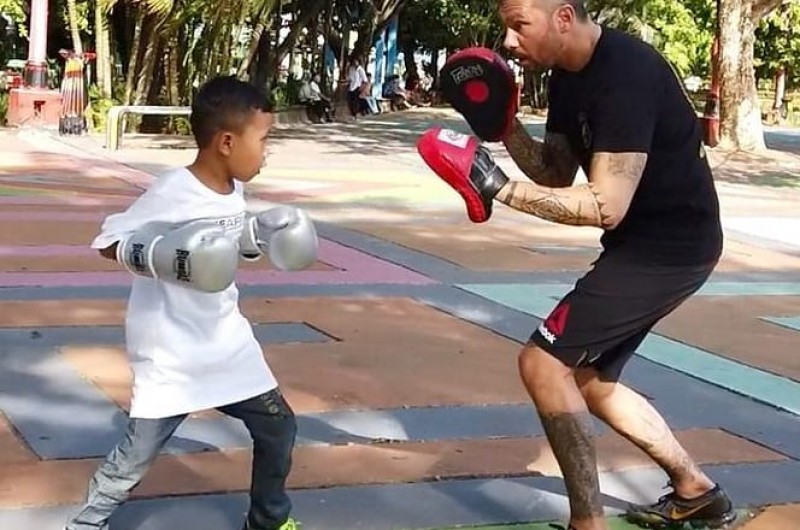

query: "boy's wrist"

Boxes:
[99, 242, 119, 261]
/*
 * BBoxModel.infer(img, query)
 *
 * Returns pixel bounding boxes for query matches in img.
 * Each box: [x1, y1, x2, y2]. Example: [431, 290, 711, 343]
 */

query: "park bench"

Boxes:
[105, 105, 192, 151]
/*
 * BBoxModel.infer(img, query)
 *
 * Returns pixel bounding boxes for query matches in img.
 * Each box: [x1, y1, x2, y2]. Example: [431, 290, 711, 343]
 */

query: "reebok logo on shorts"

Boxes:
[538, 303, 570, 344]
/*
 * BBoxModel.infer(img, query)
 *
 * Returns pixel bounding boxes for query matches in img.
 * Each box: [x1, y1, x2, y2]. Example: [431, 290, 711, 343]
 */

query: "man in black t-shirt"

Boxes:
[484, 1, 733, 529]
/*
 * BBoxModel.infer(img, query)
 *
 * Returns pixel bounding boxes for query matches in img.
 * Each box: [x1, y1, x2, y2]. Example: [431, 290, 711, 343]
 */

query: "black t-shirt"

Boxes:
[547, 27, 723, 266]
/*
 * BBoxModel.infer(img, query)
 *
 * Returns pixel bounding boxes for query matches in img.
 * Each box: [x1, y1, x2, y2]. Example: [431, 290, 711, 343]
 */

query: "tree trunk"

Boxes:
[166, 34, 180, 106]
[252, 22, 275, 90]
[352, 32, 375, 64]
[133, 17, 166, 105]
[270, 1, 326, 78]
[66, 0, 84, 55]
[95, 1, 113, 98]
[772, 67, 786, 108]
[718, 0, 785, 151]
[206, 23, 224, 77]
[771, 66, 786, 123]
[219, 23, 234, 76]
[238, 19, 269, 78]
[428, 47, 439, 82]
[401, 40, 415, 79]
[320, 2, 333, 91]
[124, 7, 145, 105]
[176, 25, 190, 104]
[718, 0, 764, 151]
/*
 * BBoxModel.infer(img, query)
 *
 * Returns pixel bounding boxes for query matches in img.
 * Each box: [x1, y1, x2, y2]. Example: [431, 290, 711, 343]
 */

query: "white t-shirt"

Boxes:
[347, 66, 367, 92]
[299, 80, 323, 102]
[91, 167, 277, 419]
[309, 80, 323, 100]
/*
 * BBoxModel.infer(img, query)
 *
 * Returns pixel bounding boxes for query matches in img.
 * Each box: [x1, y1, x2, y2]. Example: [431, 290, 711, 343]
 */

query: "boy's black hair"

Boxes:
[190, 75, 274, 148]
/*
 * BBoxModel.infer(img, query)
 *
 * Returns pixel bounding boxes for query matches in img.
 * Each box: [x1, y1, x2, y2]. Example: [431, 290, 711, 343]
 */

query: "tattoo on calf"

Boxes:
[539, 410, 605, 520]
[628, 396, 704, 485]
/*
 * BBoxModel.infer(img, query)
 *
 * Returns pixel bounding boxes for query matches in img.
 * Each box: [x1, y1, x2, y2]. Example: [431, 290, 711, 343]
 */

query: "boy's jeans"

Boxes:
[65, 388, 297, 530]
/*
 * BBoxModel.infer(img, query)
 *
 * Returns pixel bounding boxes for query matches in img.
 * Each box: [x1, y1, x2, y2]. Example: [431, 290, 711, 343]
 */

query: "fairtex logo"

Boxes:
[538, 303, 570, 344]
[449, 64, 484, 85]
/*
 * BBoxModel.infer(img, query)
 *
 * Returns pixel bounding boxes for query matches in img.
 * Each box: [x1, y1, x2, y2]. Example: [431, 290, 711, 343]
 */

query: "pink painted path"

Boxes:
[0, 196, 133, 206]
[0, 239, 434, 287]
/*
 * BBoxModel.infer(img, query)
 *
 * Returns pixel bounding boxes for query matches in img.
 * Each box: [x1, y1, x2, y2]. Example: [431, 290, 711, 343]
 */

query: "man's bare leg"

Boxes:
[518, 345, 607, 530]
[574, 367, 715, 498]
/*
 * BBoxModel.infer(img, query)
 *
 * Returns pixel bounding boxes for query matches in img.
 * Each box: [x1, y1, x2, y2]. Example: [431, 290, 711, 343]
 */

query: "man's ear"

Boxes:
[554, 5, 576, 32]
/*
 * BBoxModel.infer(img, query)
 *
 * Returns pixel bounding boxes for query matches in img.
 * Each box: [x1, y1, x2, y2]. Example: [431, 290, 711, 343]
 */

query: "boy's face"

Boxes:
[223, 110, 273, 182]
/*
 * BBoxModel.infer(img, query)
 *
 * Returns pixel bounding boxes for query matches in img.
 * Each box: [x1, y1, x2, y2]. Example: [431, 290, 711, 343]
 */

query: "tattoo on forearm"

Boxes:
[587, 183, 615, 228]
[539, 411, 604, 520]
[495, 151, 648, 229]
[496, 181, 609, 228]
[502, 119, 578, 188]
[590, 151, 648, 228]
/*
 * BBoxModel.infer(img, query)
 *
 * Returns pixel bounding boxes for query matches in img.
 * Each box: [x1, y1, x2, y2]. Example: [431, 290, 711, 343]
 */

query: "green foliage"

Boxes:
[589, 0, 714, 78]
[0, 0, 26, 33]
[789, 96, 800, 126]
[755, 1, 800, 87]
[13, 0, 797, 140]
[399, 0, 504, 52]
[86, 83, 121, 132]
[641, 0, 714, 78]
[58, 0, 91, 36]
[401, 0, 715, 78]
[0, 0, 26, 65]
[271, 75, 304, 109]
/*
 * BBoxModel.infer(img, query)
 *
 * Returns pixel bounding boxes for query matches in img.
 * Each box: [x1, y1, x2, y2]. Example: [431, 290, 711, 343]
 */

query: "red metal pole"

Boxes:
[703, 0, 721, 147]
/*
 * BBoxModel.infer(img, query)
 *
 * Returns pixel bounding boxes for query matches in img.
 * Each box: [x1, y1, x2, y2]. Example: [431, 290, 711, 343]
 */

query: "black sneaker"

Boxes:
[625, 483, 737, 529]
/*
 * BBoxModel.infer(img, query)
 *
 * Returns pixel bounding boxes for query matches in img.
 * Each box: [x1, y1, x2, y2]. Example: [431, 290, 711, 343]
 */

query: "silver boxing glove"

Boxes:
[239, 206, 318, 271]
[117, 220, 239, 292]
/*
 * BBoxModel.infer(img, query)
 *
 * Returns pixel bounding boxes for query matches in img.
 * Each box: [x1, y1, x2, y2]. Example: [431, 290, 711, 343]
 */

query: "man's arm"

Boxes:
[502, 118, 580, 189]
[495, 151, 648, 230]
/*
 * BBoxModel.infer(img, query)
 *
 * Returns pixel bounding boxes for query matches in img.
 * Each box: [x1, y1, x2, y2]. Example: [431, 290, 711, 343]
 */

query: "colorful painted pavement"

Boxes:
[1, 111, 799, 530]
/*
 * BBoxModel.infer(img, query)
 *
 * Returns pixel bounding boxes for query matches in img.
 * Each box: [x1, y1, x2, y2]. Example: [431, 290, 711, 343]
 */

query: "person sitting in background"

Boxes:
[383, 75, 411, 111]
[298, 74, 333, 123]
[360, 73, 380, 115]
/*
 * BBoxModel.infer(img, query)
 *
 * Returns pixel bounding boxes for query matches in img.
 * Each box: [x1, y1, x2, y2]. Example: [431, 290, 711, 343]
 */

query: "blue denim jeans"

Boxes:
[65, 388, 297, 530]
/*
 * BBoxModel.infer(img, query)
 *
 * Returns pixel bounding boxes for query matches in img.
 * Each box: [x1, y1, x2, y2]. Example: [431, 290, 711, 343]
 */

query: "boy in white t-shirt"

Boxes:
[65, 75, 315, 530]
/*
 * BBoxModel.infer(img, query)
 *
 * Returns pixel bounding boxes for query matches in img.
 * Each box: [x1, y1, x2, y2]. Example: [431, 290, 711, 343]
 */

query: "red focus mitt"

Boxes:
[439, 47, 518, 142]
[417, 127, 510, 223]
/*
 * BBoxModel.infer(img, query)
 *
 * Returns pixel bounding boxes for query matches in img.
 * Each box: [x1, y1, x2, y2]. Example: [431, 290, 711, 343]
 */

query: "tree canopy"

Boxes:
[0, 0, 797, 149]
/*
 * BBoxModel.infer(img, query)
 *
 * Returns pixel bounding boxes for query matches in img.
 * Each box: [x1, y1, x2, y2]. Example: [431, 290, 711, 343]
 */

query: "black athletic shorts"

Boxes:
[529, 249, 717, 381]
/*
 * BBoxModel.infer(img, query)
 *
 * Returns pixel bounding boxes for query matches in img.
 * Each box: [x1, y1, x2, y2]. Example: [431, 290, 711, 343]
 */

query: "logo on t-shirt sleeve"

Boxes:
[578, 112, 592, 150]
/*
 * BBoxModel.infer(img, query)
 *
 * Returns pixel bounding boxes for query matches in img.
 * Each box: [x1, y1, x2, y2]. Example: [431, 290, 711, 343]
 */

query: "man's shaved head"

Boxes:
[554, 0, 588, 20]
[501, 0, 589, 21]
[499, 0, 595, 70]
